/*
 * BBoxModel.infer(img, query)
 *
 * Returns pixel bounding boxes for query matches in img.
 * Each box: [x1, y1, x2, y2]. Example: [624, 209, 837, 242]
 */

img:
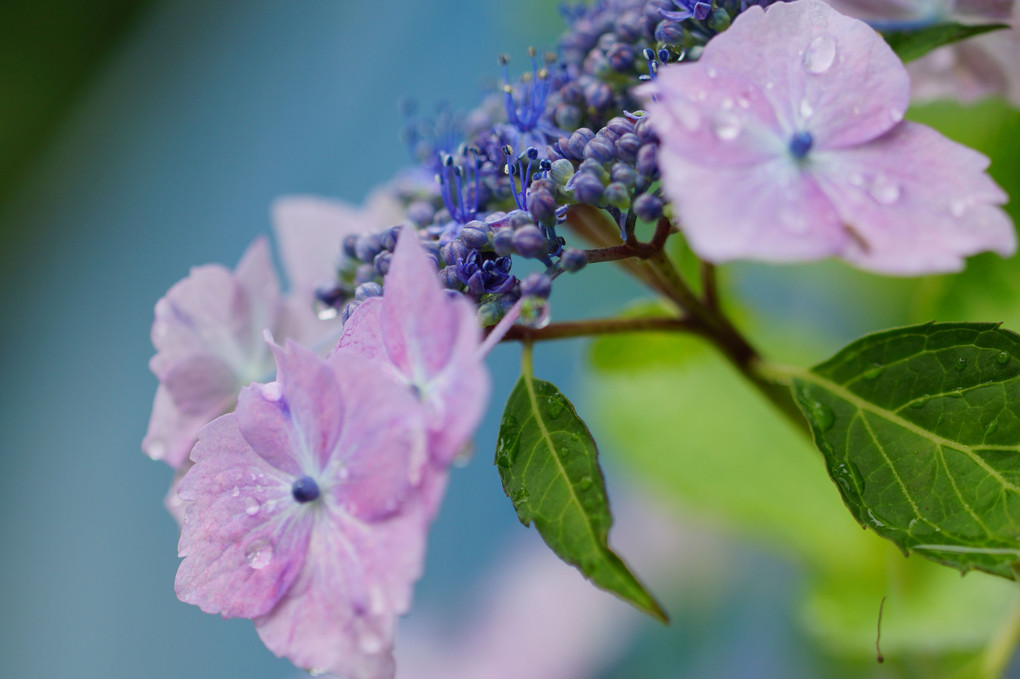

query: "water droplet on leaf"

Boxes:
[910, 396, 929, 409]
[997, 352, 1010, 365]
[545, 396, 566, 419]
[955, 357, 967, 371]
[803, 35, 837, 74]
[985, 421, 999, 437]
[804, 398, 834, 431]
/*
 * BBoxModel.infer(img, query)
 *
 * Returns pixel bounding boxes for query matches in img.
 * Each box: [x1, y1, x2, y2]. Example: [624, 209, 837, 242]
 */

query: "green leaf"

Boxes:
[882, 22, 1009, 63]
[789, 322, 1020, 579]
[495, 347, 667, 622]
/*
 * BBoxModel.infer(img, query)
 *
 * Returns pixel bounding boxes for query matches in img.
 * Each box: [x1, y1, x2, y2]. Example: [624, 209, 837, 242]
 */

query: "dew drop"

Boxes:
[261, 382, 283, 402]
[578, 476, 593, 491]
[803, 35, 837, 74]
[706, 67, 717, 78]
[359, 632, 384, 655]
[737, 96, 750, 109]
[245, 539, 273, 570]
[147, 439, 166, 459]
[804, 397, 835, 431]
[997, 351, 1010, 365]
[955, 357, 967, 371]
[799, 97, 814, 119]
[950, 199, 969, 218]
[985, 421, 999, 437]
[868, 175, 901, 205]
[721, 97, 734, 110]
[889, 108, 904, 123]
[315, 303, 339, 321]
[863, 364, 884, 381]
[713, 112, 742, 141]
[545, 395, 566, 419]
[231, 486, 240, 498]
[909, 395, 929, 409]
[947, 390, 964, 399]
[337, 466, 351, 481]
[244, 497, 261, 516]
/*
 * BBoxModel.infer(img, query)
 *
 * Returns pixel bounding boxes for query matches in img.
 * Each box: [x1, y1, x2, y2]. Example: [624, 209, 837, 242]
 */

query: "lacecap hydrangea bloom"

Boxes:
[641, 0, 1015, 274]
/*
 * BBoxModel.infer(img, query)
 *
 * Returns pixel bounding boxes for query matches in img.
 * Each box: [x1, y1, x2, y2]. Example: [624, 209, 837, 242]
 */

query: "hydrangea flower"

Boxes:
[175, 339, 430, 678]
[827, 0, 1020, 106]
[336, 227, 490, 472]
[144, 238, 289, 469]
[641, 0, 1015, 274]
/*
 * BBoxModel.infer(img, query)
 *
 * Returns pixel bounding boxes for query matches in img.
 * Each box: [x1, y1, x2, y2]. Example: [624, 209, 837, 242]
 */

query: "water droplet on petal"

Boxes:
[337, 466, 350, 481]
[799, 97, 814, 119]
[245, 539, 273, 570]
[721, 97, 734, 110]
[737, 96, 750, 109]
[231, 486, 240, 498]
[713, 112, 742, 140]
[803, 35, 837, 74]
[261, 382, 283, 402]
[244, 497, 261, 516]
[696, 90, 707, 101]
[889, 108, 904, 123]
[949, 199, 969, 218]
[315, 302, 338, 321]
[706, 67, 717, 78]
[868, 175, 901, 205]
[997, 351, 1010, 365]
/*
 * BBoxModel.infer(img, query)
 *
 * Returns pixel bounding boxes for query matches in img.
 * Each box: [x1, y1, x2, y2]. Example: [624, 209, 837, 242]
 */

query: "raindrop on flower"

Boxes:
[803, 35, 837, 74]
[949, 199, 969, 218]
[244, 539, 273, 570]
[868, 175, 901, 205]
[244, 497, 261, 516]
[231, 486, 240, 498]
[713, 112, 742, 141]
[799, 97, 814, 119]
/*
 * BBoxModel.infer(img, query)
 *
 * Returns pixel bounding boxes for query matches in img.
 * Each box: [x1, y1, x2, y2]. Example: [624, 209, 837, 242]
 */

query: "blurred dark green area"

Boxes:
[0, 0, 149, 260]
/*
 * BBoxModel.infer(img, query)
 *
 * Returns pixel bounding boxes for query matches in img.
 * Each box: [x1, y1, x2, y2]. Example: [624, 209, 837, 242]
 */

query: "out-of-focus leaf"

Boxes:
[882, 22, 1008, 63]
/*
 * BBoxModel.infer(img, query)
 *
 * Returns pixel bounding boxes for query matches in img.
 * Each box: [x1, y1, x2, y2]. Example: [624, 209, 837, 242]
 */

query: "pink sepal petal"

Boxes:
[236, 382, 303, 478]
[143, 385, 216, 467]
[162, 355, 239, 416]
[337, 297, 386, 361]
[656, 153, 848, 262]
[272, 196, 365, 299]
[269, 340, 345, 471]
[327, 351, 428, 520]
[253, 501, 431, 679]
[175, 415, 311, 619]
[699, 1, 910, 149]
[815, 121, 1016, 274]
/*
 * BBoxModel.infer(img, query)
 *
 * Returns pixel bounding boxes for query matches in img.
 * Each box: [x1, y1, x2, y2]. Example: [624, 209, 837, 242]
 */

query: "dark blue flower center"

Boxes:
[291, 476, 320, 503]
[789, 131, 813, 160]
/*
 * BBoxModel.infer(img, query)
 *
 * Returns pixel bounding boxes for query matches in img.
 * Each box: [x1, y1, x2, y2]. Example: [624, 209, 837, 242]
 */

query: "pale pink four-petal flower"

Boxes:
[642, 0, 1015, 274]
[176, 340, 430, 678]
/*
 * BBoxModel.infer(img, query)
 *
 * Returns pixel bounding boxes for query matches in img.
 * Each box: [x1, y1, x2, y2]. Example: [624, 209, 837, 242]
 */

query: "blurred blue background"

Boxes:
[3, 2, 1014, 678]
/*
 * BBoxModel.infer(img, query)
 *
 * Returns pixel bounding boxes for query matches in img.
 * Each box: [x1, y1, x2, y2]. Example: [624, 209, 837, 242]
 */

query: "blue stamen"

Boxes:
[292, 476, 320, 503]
[789, 131, 813, 160]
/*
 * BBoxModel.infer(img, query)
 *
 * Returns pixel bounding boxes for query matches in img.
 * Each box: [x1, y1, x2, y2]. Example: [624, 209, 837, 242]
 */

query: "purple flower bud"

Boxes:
[584, 49, 612, 78]
[354, 281, 383, 302]
[604, 182, 631, 209]
[373, 251, 392, 277]
[342, 234, 359, 259]
[578, 159, 609, 181]
[614, 9, 646, 42]
[634, 116, 658, 143]
[567, 128, 596, 160]
[406, 200, 435, 227]
[477, 301, 502, 327]
[513, 225, 549, 258]
[636, 143, 659, 177]
[380, 226, 401, 252]
[555, 104, 582, 131]
[611, 162, 638, 187]
[520, 272, 553, 299]
[353, 264, 376, 286]
[439, 265, 463, 290]
[632, 193, 663, 222]
[607, 43, 634, 72]
[606, 117, 635, 137]
[583, 80, 613, 111]
[492, 227, 515, 256]
[572, 172, 605, 205]
[460, 221, 490, 249]
[527, 189, 558, 224]
[655, 19, 684, 44]
[560, 81, 585, 106]
[314, 281, 346, 309]
[442, 239, 470, 266]
[615, 133, 642, 165]
[597, 127, 620, 143]
[508, 210, 534, 230]
[354, 233, 383, 263]
[561, 248, 587, 273]
[340, 301, 358, 324]
[584, 136, 616, 163]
